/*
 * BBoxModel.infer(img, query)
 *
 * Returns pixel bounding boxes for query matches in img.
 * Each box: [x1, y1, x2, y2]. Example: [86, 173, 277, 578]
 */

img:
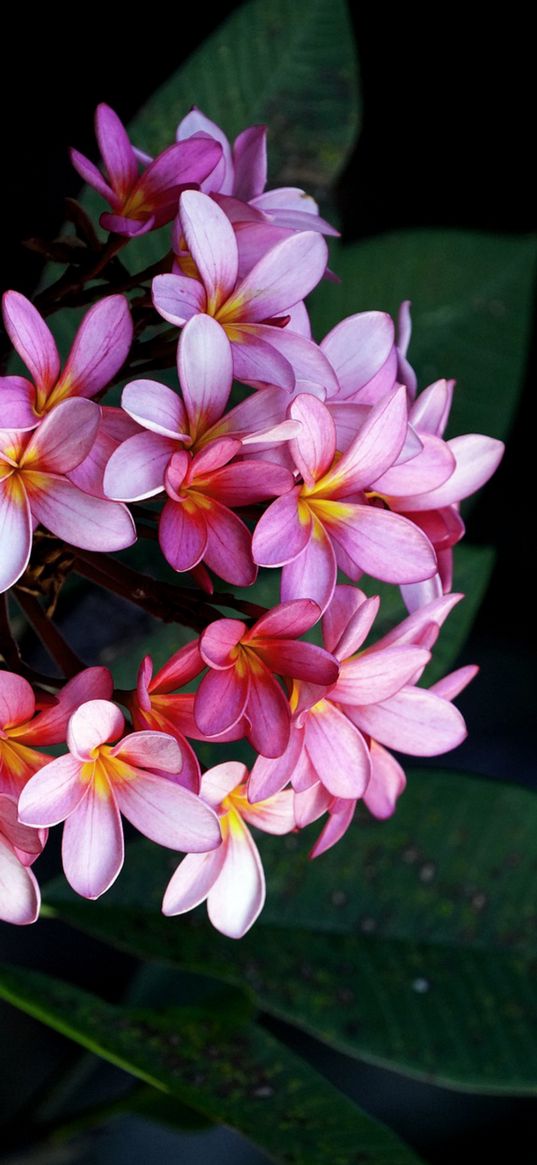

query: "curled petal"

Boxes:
[363, 741, 406, 819]
[200, 619, 247, 668]
[249, 599, 321, 641]
[394, 434, 505, 511]
[68, 700, 125, 760]
[152, 274, 206, 327]
[19, 667, 114, 746]
[233, 124, 267, 201]
[121, 379, 188, 438]
[248, 729, 305, 802]
[322, 586, 378, 658]
[320, 311, 396, 401]
[113, 730, 182, 773]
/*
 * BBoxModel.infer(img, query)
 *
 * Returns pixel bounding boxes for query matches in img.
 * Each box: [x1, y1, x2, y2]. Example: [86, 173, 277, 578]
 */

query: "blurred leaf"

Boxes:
[0, 964, 422, 1165]
[309, 231, 537, 440]
[47, 769, 537, 1094]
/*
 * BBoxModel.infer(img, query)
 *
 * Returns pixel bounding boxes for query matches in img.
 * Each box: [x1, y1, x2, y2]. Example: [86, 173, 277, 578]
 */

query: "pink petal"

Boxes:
[309, 798, 356, 858]
[201, 762, 248, 807]
[233, 125, 267, 200]
[203, 501, 257, 586]
[18, 754, 86, 827]
[177, 108, 233, 193]
[23, 398, 100, 474]
[152, 274, 206, 327]
[179, 190, 238, 313]
[0, 478, 33, 593]
[121, 379, 187, 438]
[248, 729, 305, 802]
[429, 665, 479, 701]
[394, 434, 505, 510]
[331, 645, 430, 704]
[293, 780, 330, 829]
[95, 104, 138, 198]
[322, 586, 377, 657]
[70, 148, 116, 204]
[241, 788, 295, 834]
[410, 378, 454, 437]
[151, 640, 204, 693]
[0, 794, 44, 858]
[241, 322, 339, 393]
[207, 818, 265, 937]
[280, 515, 337, 614]
[139, 139, 223, 215]
[68, 700, 124, 761]
[202, 459, 293, 506]
[201, 618, 247, 668]
[320, 387, 408, 496]
[101, 213, 154, 237]
[2, 291, 60, 394]
[374, 592, 463, 651]
[0, 376, 38, 430]
[178, 314, 233, 439]
[321, 312, 397, 401]
[245, 664, 290, 757]
[115, 771, 221, 852]
[189, 437, 240, 478]
[231, 231, 328, 322]
[373, 433, 456, 495]
[58, 296, 133, 399]
[363, 741, 407, 819]
[0, 837, 40, 924]
[253, 634, 340, 686]
[289, 395, 336, 486]
[195, 666, 250, 737]
[347, 686, 467, 755]
[28, 475, 136, 552]
[159, 497, 208, 572]
[400, 576, 444, 613]
[230, 329, 295, 391]
[62, 784, 124, 899]
[304, 701, 370, 798]
[0, 672, 35, 730]
[104, 431, 174, 501]
[162, 846, 227, 915]
[325, 503, 437, 584]
[235, 222, 292, 280]
[250, 598, 321, 641]
[113, 730, 182, 773]
[20, 667, 114, 746]
[252, 489, 311, 567]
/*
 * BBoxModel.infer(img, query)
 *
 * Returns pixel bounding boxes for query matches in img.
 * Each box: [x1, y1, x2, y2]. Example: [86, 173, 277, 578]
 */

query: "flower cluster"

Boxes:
[0, 104, 503, 935]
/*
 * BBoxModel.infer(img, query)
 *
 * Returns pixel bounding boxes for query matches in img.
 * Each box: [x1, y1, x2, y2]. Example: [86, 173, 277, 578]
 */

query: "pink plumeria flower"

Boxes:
[252, 389, 438, 613]
[18, 700, 221, 900]
[0, 794, 44, 925]
[71, 103, 222, 237]
[162, 761, 295, 939]
[0, 667, 112, 797]
[152, 190, 336, 391]
[128, 640, 206, 793]
[1, 292, 133, 431]
[195, 599, 339, 758]
[0, 398, 136, 593]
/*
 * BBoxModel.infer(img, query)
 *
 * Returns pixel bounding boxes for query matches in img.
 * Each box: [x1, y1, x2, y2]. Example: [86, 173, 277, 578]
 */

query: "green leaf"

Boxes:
[309, 231, 537, 441]
[0, 964, 422, 1165]
[47, 770, 537, 1095]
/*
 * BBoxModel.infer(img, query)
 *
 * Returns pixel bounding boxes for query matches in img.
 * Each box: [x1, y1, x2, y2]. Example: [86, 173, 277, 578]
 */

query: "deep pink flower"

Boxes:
[252, 390, 438, 612]
[18, 700, 221, 900]
[71, 104, 222, 237]
[0, 667, 112, 797]
[195, 600, 339, 758]
[1, 292, 133, 430]
[0, 794, 44, 925]
[162, 761, 295, 938]
[0, 398, 136, 592]
[152, 190, 335, 391]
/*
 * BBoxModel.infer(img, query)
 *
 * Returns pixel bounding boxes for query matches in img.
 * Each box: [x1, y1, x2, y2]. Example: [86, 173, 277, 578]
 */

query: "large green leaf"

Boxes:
[0, 964, 422, 1165]
[309, 231, 537, 441]
[47, 770, 537, 1094]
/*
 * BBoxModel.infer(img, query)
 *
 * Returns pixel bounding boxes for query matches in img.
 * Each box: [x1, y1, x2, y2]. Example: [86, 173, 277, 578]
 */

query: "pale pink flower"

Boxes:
[18, 700, 221, 900]
[0, 793, 44, 925]
[162, 761, 295, 938]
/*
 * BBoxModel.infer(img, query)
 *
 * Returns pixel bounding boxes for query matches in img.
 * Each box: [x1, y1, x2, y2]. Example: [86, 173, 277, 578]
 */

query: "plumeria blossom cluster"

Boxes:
[0, 103, 503, 936]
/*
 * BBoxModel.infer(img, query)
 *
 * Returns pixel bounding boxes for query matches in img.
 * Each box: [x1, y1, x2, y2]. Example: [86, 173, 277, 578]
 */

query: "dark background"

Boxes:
[0, 6, 535, 1162]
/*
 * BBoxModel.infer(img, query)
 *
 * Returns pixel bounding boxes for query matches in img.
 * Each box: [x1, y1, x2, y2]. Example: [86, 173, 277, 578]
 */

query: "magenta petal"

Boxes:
[190, 437, 240, 478]
[22, 667, 113, 747]
[203, 501, 257, 586]
[101, 213, 154, 237]
[250, 324, 339, 394]
[207, 820, 265, 938]
[59, 296, 133, 399]
[248, 728, 304, 802]
[0, 376, 38, 430]
[95, 103, 138, 199]
[200, 619, 247, 668]
[2, 291, 60, 394]
[179, 190, 238, 312]
[322, 585, 376, 656]
[152, 273, 206, 327]
[245, 666, 290, 758]
[104, 431, 175, 501]
[152, 640, 204, 692]
[252, 490, 310, 567]
[251, 599, 321, 641]
[322, 387, 408, 496]
[289, 395, 336, 486]
[62, 785, 124, 899]
[326, 503, 437, 584]
[159, 497, 208, 572]
[374, 593, 463, 651]
[70, 148, 116, 204]
[410, 378, 454, 437]
[309, 799, 356, 859]
[331, 645, 430, 705]
[17, 755, 86, 826]
[347, 686, 467, 755]
[364, 741, 406, 819]
[205, 459, 293, 506]
[0, 479, 33, 593]
[230, 330, 295, 391]
[0, 672, 35, 729]
[0, 837, 41, 925]
[429, 665, 479, 701]
[115, 772, 221, 852]
[113, 731, 182, 774]
[28, 476, 136, 552]
[280, 516, 337, 614]
[178, 314, 233, 438]
[162, 846, 227, 916]
[233, 231, 328, 322]
[140, 139, 223, 208]
[24, 398, 100, 474]
[194, 666, 250, 738]
[233, 125, 267, 200]
[68, 700, 124, 760]
[373, 433, 456, 495]
[321, 311, 396, 400]
[304, 702, 370, 798]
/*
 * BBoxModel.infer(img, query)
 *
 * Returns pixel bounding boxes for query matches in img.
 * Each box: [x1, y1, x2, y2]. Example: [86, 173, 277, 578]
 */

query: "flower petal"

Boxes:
[23, 398, 101, 474]
[201, 762, 248, 806]
[58, 295, 133, 400]
[347, 686, 467, 755]
[230, 329, 295, 391]
[159, 497, 208, 572]
[304, 701, 370, 797]
[0, 376, 38, 430]
[372, 433, 456, 495]
[289, 395, 336, 486]
[200, 618, 247, 668]
[230, 231, 327, 322]
[104, 431, 174, 501]
[70, 148, 116, 204]
[194, 666, 250, 738]
[248, 728, 304, 802]
[363, 741, 406, 819]
[121, 379, 188, 438]
[152, 273, 206, 327]
[252, 490, 311, 567]
[113, 730, 182, 773]
[331, 644, 430, 704]
[0, 672, 35, 730]
[68, 700, 124, 761]
[0, 477, 33, 593]
[203, 501, 257, 586]
[178, 314, 233, 439]
[179, 190, 238, 313]
[233, 125, 267, 200]
[0, 837, 40, 924]
[393, 434, 505, 510]
[18, 754, 86, 826]
[245, 662, 290, 757]
[322, 586, 377, 657]
[2, 291, 60, 395]
[280, 515, 337, 614]
[115, 771, 221, 852]
[162, 846, 227, 915]
[207, 817, 265, 938]
[28, 475, 136, 552]
[62, 784, 124, 899]
[20, 667, 114, 746]
[95, 103, 138, 199]
[325, 502, 437, 584]
[320, 386, 408, 496]
[320, 311, 396, 401]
